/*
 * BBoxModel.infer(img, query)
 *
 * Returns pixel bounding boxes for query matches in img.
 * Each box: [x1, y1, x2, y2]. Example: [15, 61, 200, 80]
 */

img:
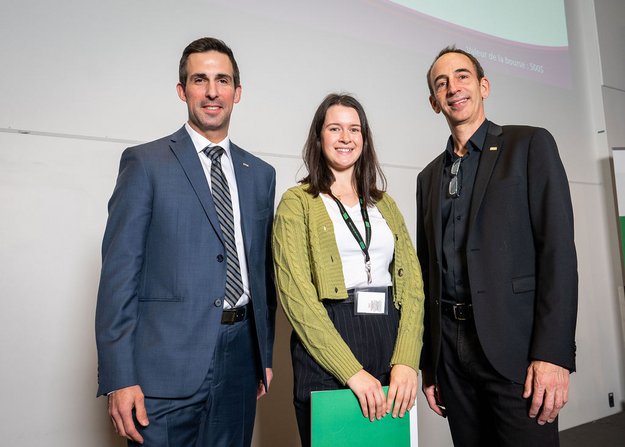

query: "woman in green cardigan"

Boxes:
[272, 93, 425, 447]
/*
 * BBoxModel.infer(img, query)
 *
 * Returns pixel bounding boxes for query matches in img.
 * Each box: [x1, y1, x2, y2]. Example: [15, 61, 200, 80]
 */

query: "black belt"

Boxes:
[441, 301, 473, 321]
[221, 303, 251, 324]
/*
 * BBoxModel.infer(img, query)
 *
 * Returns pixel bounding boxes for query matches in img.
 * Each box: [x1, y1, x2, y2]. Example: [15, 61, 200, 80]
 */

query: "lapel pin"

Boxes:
[242, 162, 250, 167]
[489, 146, 498, 151]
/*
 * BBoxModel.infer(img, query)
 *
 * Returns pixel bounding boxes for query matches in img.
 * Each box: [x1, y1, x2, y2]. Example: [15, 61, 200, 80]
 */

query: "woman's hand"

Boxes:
[386, 364, 418, 418]
[346, 369, 387, 421]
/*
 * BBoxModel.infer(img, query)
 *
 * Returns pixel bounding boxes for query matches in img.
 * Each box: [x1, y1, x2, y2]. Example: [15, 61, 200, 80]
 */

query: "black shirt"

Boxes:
[440, 119, 489, 304]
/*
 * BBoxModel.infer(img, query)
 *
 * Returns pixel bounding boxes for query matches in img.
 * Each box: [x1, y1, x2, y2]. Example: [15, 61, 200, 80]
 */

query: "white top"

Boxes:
[320, 194, 394, 289]
[186, 123, 250, 308]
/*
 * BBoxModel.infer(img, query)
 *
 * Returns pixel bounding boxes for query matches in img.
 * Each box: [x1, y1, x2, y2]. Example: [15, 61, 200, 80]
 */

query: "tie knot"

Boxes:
[204, 145, 225, 162]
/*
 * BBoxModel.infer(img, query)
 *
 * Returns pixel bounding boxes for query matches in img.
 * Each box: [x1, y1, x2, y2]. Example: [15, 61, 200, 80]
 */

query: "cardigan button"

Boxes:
[334, 287, 338, 293]
[398, 268, 404, 277]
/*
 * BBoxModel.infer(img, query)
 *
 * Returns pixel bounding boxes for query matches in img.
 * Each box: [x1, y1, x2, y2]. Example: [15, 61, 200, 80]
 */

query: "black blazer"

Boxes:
[417, 121, 577, 384]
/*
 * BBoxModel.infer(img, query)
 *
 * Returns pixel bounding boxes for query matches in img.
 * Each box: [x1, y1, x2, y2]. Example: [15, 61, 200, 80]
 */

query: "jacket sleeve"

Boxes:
[95, 147, 152, 396]
[415, 172, 434, 377]
[272, 189, 363, 384]
[527, 128, 578, 371]
[264, 169, 277, 368]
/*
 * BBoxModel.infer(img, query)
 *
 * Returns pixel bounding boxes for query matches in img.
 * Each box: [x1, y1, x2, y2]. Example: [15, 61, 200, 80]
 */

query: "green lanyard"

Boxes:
[329, 193, 372, 284]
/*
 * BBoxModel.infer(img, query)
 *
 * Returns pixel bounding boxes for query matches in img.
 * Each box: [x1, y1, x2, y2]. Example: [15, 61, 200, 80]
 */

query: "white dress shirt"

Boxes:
[185, 123, 250, 308]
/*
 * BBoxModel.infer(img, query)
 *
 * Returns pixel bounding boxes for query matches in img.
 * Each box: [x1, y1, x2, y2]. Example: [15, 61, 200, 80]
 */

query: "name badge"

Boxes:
[354, 287, 389, 315]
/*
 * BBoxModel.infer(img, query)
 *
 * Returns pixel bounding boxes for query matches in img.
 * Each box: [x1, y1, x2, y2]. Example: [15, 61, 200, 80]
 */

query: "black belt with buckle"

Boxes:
[221, 303, 250, 324]
[441, 301, 473, 321]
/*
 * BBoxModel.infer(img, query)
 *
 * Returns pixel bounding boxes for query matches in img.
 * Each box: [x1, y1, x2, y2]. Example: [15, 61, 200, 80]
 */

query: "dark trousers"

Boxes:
[291, 295, 400, 447]
[129, 317, 260, 447]
[438, 315, 559, 447]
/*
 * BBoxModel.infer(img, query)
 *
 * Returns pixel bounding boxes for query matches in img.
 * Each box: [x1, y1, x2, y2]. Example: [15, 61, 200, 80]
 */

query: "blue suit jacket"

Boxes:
[96, 126, 276, 397]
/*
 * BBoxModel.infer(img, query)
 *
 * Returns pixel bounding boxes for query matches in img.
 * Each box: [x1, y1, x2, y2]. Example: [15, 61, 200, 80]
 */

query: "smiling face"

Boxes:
[428, 52, 489, 132]
[176, 50, 241, 142]
[320, 105, 363, 176]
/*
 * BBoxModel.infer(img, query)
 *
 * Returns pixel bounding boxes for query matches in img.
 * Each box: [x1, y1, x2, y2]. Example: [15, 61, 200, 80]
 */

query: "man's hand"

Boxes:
[386, 364, 418, 418]
[421, 373, 446, 417]
[523, 360, 570, 425]
[257, 367, 273, 399]
[346, 369, 387, 421]
[108, 385, 149, 444]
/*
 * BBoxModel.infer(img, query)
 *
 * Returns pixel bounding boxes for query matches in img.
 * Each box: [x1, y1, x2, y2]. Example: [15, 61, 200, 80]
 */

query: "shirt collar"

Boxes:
[184, 122, 231, 157]
[445, 119, 489, 160]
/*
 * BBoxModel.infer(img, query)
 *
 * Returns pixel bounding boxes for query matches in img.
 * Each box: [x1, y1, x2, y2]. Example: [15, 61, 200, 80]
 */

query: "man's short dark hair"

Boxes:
[179, 37, 240, 87]
[426, 45, 485, 96]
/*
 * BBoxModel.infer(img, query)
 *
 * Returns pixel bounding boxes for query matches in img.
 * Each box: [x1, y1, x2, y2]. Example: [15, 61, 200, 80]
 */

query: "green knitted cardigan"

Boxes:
[272, 184, 425, 384]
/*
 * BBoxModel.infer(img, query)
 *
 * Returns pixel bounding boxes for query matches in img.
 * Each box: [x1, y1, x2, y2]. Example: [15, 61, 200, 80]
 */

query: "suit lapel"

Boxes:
[468, 122, 504, 231]
[230, 143, 254, 256]
[169, 127, 224, 243]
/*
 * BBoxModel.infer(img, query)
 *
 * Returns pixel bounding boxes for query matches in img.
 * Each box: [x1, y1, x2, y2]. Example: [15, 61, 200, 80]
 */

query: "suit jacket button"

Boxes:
[214, 299, 222, 307]
[217, 254, 224, 262]
[398, 268, 404, 277]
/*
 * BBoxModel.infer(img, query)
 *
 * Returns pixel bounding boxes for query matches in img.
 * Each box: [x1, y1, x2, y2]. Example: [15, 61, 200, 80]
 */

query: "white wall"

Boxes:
[0, 0, 624, 446]
[0, 132, 125, 445]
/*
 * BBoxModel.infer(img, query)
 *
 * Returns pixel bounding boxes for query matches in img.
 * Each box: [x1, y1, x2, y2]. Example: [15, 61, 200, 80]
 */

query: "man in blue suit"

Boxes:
[96, 37, 276, 446]
[417, 47, 577, 446]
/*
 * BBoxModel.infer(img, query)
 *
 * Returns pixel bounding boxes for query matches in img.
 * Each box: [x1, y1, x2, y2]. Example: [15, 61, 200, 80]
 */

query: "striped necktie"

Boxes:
[204, 145, 244, 308]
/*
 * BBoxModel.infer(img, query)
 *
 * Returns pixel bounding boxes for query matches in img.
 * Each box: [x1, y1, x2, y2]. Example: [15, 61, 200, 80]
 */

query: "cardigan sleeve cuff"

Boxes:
[390, 329, 422, 371]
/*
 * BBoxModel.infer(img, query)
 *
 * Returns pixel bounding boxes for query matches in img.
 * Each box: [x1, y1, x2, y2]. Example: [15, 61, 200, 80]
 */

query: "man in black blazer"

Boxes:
[96, 37, 276, 446]
[417, 46, 577, 446]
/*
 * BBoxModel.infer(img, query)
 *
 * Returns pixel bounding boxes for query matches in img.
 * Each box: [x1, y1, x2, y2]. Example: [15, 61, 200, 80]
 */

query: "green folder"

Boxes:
[311, 386, 411, 446]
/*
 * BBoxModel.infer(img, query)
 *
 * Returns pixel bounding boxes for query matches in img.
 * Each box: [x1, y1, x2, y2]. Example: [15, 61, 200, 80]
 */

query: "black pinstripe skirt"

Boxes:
[290, 292, 400, 445]
[291, 291, 400, 402]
